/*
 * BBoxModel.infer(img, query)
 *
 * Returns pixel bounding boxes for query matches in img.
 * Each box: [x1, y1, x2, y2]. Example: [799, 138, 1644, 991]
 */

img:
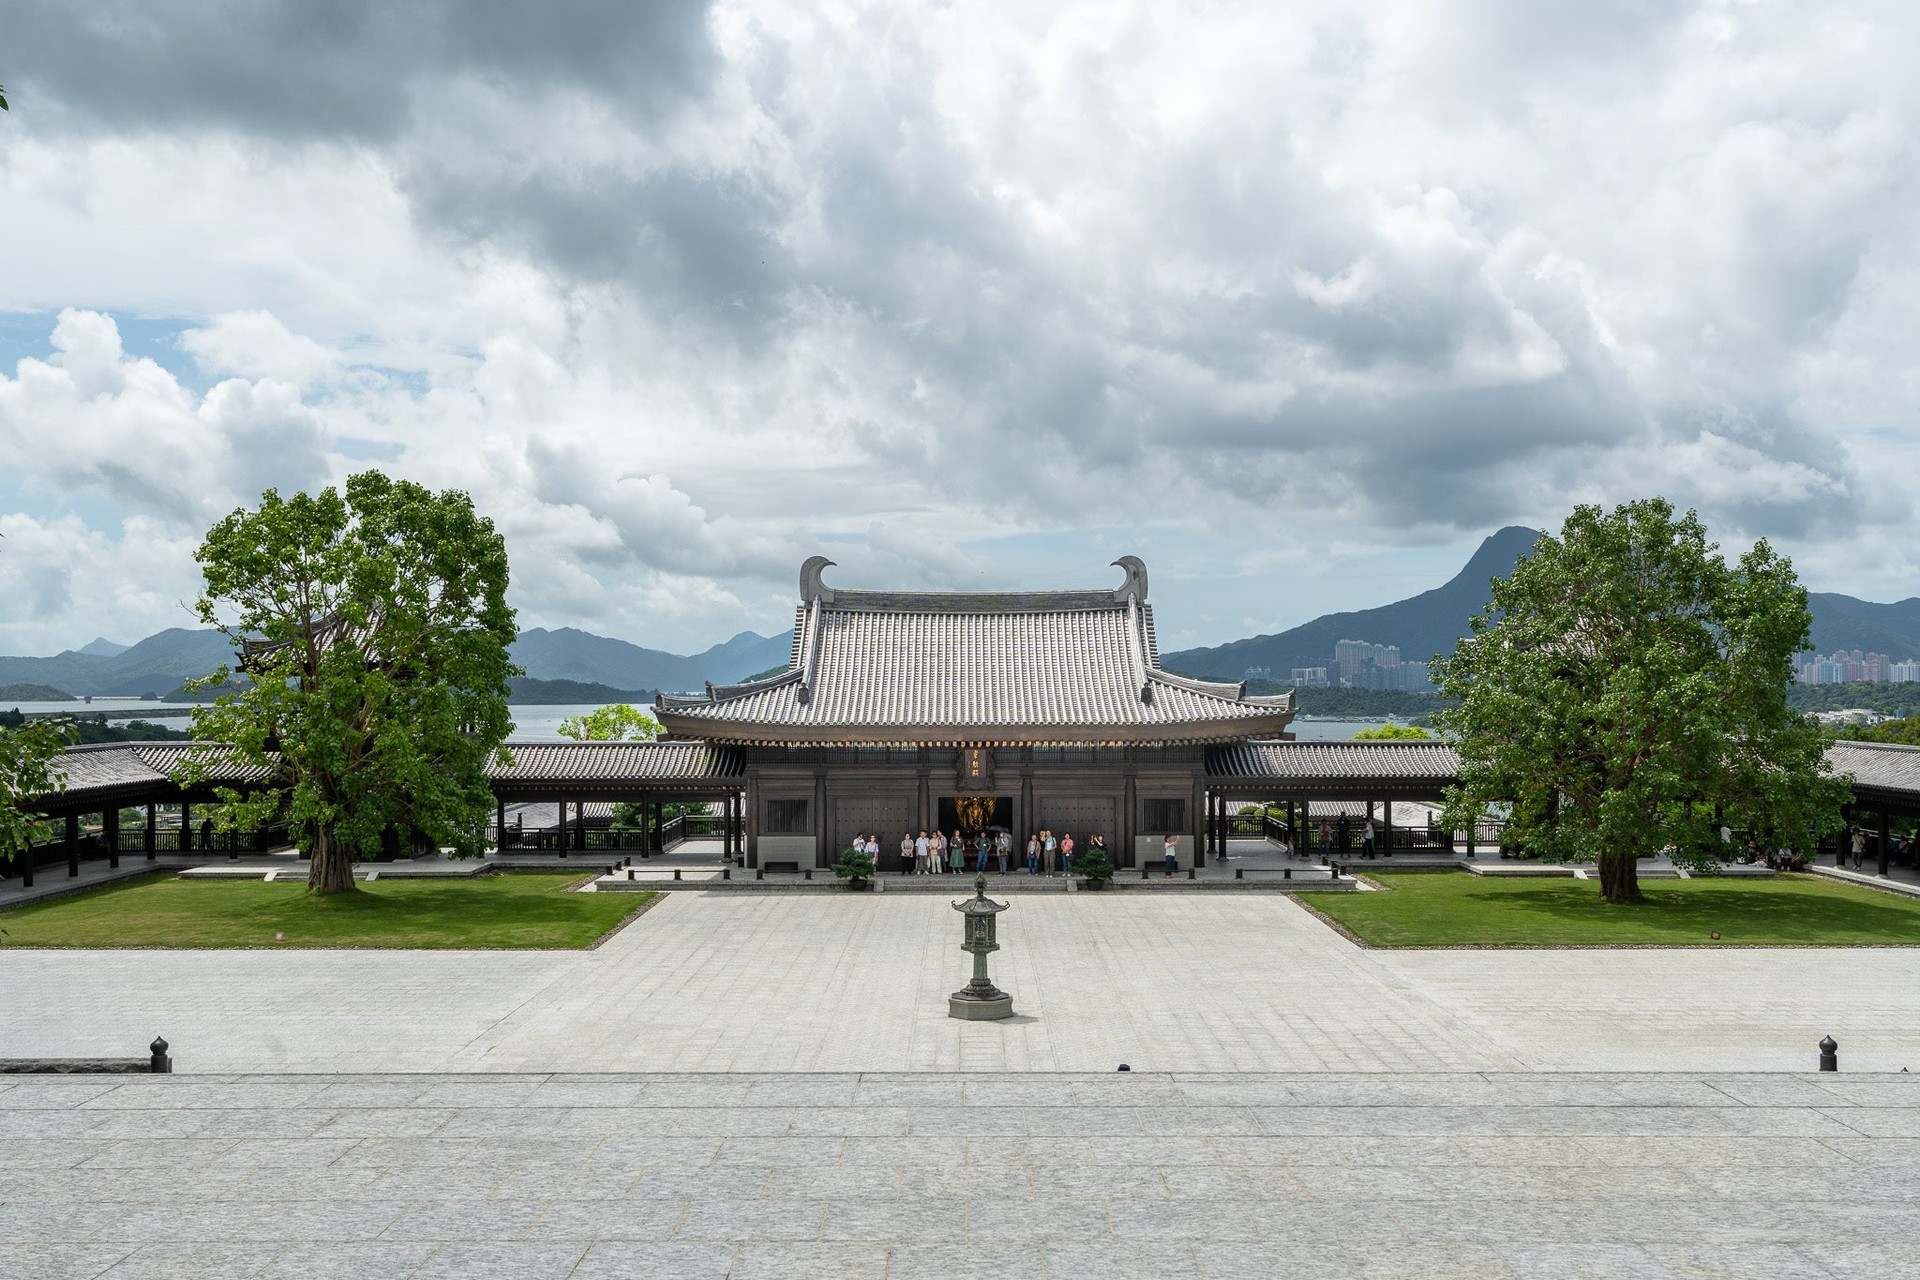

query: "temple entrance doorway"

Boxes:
[937, 797, 1013, 862]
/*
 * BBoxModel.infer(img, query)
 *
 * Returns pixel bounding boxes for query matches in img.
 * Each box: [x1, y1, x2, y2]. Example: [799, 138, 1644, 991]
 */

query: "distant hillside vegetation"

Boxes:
[0, 683, 75, 701]
[505, 677, 659, 705]
[1165, 526, 1544, 680]
[1168, 527, 1920, 684]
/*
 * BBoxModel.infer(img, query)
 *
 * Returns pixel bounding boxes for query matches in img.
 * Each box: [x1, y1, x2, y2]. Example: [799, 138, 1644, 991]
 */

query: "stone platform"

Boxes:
[1, 1069, 1915, 1278]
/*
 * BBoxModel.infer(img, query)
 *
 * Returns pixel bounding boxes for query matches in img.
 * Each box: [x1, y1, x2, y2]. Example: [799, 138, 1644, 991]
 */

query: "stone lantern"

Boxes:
[949, 874, 1014, 1020]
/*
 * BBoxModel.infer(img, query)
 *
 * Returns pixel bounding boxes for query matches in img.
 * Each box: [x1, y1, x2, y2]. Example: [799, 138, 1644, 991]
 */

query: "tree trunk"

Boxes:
[1597, 850, 1642, 904]
[308, 824, 356, 895]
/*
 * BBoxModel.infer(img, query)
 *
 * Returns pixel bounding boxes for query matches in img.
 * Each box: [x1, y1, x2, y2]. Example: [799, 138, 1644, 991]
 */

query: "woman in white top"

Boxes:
[914, 830, 930, 873]
[930, 829, 947, 873]
[1042, 830, 1058, 875]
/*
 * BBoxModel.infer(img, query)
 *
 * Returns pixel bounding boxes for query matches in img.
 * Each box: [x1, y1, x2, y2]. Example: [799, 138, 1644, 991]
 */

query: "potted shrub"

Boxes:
[1075, 845, 1115, 889]
[832, 845, 875, 891]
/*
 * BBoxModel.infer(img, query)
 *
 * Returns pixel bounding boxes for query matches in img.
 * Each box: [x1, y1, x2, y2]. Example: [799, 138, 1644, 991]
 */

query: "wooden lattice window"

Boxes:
[1142, 799, 1186, 833]
[765, 799, 810, 834]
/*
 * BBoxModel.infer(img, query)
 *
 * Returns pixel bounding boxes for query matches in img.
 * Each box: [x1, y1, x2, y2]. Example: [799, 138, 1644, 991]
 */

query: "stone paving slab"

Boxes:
[0, 1072, 1915, 1277]
[5, 894, 1920, 1074]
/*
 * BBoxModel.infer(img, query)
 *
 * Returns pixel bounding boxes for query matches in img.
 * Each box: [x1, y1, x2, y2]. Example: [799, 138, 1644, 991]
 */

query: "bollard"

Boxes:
[756, 868, 764, 880]
[804, 868, 813, 880]
[722, 868, 731, 881]
[673, 869, 682, 881]
[1235, 868, 1244, 880]
[1330, 862, 1340, 881]
[1141, 867, 1150, 881]
[149, 1037, 171, 1074]
[1187, 867, 1196, 880]
[1820, 1036, 1838, 1072]
[627, 869, 635, 882]
[1284, 867, 1291, 881]
[1117, 1063, 1131, 1072]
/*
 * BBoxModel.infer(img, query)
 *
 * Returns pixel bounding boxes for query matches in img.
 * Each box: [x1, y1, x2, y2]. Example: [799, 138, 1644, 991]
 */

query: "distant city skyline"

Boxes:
[2, 2, 1917, 657]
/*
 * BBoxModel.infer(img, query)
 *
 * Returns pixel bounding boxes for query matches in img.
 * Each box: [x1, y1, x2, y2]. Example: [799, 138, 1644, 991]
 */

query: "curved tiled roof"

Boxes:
[1826, 740, 1920, 795]
[485, 740, 741, 783]
[1210, 740, 1462, 782]
[658, 562, 1293, 744]
[43, 742, 271, 799]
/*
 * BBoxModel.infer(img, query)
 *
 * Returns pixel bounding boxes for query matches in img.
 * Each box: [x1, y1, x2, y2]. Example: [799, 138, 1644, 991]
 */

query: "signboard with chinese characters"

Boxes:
[956, 747, 994, 792]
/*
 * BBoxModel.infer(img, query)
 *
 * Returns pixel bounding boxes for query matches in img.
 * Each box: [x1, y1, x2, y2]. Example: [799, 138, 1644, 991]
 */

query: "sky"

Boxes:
[1, 0, 1916, 659]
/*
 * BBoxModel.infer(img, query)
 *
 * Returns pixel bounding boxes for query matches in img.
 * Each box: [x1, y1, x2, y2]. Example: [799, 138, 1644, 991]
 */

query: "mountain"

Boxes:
[1164, 526, 1545, 681]
[0, 628, 238, 697]
[77, 637, 128, 657]
[1166, 526, 1920, 683]
[506, 628, 791, 694]
[1805, 593, 1920, 660]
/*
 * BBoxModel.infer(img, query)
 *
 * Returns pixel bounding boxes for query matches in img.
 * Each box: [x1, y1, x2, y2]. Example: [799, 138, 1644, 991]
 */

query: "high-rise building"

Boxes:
[1289, 666, 1330, 687]
[1891, 660, 1920, 684]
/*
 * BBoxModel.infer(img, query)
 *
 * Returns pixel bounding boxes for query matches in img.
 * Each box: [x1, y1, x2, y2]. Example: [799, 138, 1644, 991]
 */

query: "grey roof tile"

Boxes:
[657, 571, 1292, 742]
[1210, 741, 1462, 782]
[486, 741, 741, 782]
[1826, 741, 1920, 794]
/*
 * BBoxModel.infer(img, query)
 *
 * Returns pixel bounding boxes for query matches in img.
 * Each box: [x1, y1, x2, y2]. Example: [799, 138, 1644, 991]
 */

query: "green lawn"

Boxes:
[0, 873, 654, 950]
[1307, 870, 1920, 948]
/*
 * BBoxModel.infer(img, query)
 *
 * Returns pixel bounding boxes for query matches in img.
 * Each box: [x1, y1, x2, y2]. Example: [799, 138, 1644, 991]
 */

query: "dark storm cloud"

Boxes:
[6, 0, 717, 138]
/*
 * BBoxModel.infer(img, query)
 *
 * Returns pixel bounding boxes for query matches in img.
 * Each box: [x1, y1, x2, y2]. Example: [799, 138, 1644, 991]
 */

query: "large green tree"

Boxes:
[182, 472, 518, 893]
[0, 719, 72, 877]
[1434, 500, 1847, 903]
[557, 704, 661, 742]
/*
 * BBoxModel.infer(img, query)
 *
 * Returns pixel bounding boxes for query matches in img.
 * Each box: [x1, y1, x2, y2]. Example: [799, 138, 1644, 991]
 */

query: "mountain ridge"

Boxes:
[1164, 527, 1920, 682]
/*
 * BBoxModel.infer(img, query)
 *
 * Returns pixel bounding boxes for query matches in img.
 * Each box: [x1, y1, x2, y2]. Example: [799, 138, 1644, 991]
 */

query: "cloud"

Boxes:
[181, 311, 339, 385]
[1, 0, 1918, 653]
[0, 311, 332, 527]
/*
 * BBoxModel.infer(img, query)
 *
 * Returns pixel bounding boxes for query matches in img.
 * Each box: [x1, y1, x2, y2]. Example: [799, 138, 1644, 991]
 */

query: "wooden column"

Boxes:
[145, 803, 157, 860]
[495, 800, 507, 852]
[1381, 797, 1393, 857]
[919, 764, 933, 839]
[1121, 766, 1137, 869]
[1190, 775, 1206, 868]
[179, 801, 191, 854]
[105, 807, 120, 870]
[66, 813, 80, 878]
[556, 799, 568, 857]
[1881, 808, 1893, 878]
[814, 769, 829, 869]
[745, 773, 761, 868]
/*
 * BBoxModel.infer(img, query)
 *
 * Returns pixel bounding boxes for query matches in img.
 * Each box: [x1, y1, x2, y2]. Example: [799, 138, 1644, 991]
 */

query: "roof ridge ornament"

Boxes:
[1110, 556, 1148, 603]
[800, 556, 837, 605]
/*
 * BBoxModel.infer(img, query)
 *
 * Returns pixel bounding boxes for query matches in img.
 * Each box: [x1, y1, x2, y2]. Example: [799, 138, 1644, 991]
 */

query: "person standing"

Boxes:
[1163, 834, 1179, 878]
[950, 830, 967, 874]
[1336, 814, 1351, 859]
[1361, 818, 1376, 860]
[996, 829, 1010, 874]
[930, 829, 946, 873]
[1316, 818, 1330, 860]
[975, 831, 990, 874]
[900, 832, 915, 875]
[865, 832, 881, 872]
[1851, 827, 1867, 871]
[1026, 833, 1040, 875]
[1060, 832, 1075, 877]
[916, 829, 931, 874]
[1042, 829, 1058, 875]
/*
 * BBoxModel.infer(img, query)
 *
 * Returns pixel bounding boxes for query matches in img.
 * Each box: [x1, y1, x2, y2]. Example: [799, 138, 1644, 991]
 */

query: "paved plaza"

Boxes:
[3, 892, 1917, 1074]
[3, 1068, 1919, 1279]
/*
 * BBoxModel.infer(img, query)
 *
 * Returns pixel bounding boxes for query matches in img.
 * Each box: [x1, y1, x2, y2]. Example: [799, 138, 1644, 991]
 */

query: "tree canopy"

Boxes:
[182, 472, 518, 893]
[1434, 499, 1847, 903]
[557, 704, 662, 742]
[1351, 723, 1432, 740]
[0, 719, 72, 874]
